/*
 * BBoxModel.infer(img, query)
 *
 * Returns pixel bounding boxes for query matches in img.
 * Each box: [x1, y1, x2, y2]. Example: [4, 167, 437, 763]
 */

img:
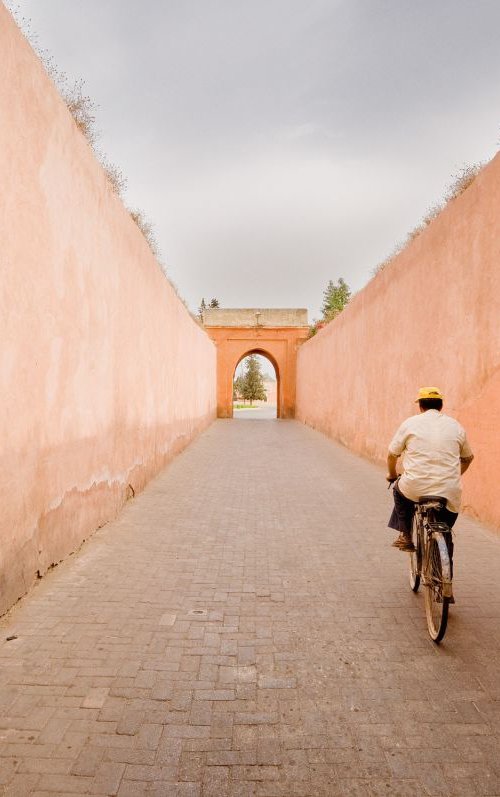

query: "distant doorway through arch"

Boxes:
[233, 351, 279, 420]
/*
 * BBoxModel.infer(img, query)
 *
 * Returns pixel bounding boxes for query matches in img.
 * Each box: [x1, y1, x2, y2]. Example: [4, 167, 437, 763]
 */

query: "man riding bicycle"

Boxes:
[386, 387, 474, 562]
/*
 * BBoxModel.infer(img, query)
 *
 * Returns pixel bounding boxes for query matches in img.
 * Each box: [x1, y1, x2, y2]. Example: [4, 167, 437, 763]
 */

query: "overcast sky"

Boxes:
[8, 0, 500, 320]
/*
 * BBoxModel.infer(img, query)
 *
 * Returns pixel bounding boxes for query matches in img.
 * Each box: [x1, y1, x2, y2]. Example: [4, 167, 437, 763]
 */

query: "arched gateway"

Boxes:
[203, 308, 309, 418]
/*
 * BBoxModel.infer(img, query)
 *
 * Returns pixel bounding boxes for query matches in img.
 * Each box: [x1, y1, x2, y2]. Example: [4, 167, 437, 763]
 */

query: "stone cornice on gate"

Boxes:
[203, 307, 309, 328]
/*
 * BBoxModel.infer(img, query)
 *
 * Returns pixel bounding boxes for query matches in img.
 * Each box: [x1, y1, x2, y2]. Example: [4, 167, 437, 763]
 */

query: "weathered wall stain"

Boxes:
[296, 152, 500, 531]
[0, 7, 216, 614]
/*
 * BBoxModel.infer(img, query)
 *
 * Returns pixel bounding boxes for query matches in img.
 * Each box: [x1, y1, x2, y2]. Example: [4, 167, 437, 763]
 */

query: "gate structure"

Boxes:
[203, 308, 309, 419]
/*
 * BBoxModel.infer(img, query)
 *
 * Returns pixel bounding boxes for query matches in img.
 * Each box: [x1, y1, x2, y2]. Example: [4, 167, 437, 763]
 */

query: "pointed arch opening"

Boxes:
[232, 349, 280, 419]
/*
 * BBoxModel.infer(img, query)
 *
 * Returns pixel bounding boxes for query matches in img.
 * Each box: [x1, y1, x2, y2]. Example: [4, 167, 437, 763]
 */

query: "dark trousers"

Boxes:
[389, 483, 457, 574]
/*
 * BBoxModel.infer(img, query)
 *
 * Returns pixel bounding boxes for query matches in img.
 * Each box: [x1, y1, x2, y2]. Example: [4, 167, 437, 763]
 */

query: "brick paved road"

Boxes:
[1, 419, 499, 797]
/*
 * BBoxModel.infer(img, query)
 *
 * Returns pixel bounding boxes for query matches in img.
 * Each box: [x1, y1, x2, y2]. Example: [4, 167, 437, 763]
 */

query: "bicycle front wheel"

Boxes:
[424, 533, 451, 643]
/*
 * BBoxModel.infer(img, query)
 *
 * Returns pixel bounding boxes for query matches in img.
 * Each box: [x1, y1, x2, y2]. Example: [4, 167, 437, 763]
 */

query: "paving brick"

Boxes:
[210, 714, 234, 739]
[238, 648, 256, 666]
[232, 765, 281, 781]
[133, 671, 156, 689]
[228, 786, 257, 797]
[258, 676, 296, 690]
[189, 703, 212, 726]
[149, 785, 201, 797]
[36, 719, 73, 745]
[117, 781, 149, 796]
[234, 713, 279, 725]
[116, 710, 144, 736]
[0, 744, 59, 760]
[221, 640, 238, 656]
[36, 773, 93, 792]
[178, 751, 205, 781]
[170, 691, 193, 712]
[150, 680, 173, 701]
[0, 758, 19, 785]
[206, 750, 257, 765]
[122, 764, 170, 781]
[90, 762, 125, 794]
[104, 748, 156, 766]
[154, 734, 181, 761]
[17, 759, 72, 775]
[194, 690, 234, 701]
[232, 726, 258, 751]
[2, 774, 40, 796]
[163, 725, 210, 739]
[202, 765, 229, 797]
[82, 689, 109, 709]
[70, 747, 105, 777]
[0, 709, 55, 732]
[135, 723, 162, 750]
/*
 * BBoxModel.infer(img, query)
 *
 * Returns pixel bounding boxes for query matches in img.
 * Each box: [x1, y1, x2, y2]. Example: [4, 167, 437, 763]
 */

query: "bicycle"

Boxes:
[410, 496, 454, 642]
[389, 481, 453, 643]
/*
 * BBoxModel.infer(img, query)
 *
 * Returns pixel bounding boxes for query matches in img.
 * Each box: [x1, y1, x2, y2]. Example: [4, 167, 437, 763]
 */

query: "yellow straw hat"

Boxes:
[415, 386, 443, 402]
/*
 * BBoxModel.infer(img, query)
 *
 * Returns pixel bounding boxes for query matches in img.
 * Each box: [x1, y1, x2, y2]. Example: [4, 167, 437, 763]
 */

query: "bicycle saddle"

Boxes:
[418, 495, 447, 507]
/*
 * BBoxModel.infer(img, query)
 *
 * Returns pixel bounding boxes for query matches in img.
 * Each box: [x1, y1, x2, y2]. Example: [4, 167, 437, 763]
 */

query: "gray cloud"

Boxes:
[9, 0, 500, 318]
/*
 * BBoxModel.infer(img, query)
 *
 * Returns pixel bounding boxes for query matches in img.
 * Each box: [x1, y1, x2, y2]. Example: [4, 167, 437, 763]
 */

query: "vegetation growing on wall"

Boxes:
[374, 162, 484, 275]
[61, 79, 96, 145]
[129, 209, 160, 260]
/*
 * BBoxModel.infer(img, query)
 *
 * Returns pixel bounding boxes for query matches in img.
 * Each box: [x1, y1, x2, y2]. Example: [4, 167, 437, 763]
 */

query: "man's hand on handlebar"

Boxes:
[386, 452, 399, 487]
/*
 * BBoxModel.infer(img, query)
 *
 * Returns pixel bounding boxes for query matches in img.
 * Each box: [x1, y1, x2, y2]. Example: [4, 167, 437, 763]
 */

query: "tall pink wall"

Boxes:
[297, 153, 500, 531]
[0, 6, 216, 614]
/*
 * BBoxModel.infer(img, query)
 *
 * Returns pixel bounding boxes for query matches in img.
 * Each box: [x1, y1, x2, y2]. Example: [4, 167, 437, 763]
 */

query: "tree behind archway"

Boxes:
[241, 355, 267, 405]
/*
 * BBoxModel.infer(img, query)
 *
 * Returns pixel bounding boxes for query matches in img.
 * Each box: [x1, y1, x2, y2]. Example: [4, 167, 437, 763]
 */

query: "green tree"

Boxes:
[198, 298, 207, 319]
[241, 355, 267, 405]
[233, 375, 245, 401]
[321, 278, 351, 321]
[209, 298, 220, 308]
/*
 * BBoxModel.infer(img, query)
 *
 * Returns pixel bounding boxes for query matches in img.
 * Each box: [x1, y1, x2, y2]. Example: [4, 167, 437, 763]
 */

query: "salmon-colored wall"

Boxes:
[296, 152, 500, 531]
[0, 6, 216, 614]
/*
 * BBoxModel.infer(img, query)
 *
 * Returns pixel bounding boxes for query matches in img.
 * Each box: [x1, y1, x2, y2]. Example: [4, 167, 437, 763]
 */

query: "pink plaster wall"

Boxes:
[0, 6, 216, 614]
[297, 153, 500, 531]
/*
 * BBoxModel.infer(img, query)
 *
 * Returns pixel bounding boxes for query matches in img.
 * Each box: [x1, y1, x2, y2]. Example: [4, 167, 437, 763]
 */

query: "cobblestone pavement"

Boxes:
[1, 419, 500, 797]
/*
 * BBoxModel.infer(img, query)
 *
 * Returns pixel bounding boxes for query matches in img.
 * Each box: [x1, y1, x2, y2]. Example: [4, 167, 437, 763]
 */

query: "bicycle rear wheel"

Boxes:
[424, 533, 451, 642]
[409, 515, 421, 592]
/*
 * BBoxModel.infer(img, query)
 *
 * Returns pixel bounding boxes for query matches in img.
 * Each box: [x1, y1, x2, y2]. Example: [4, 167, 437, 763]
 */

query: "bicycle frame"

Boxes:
[415, 503, 453, 598]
